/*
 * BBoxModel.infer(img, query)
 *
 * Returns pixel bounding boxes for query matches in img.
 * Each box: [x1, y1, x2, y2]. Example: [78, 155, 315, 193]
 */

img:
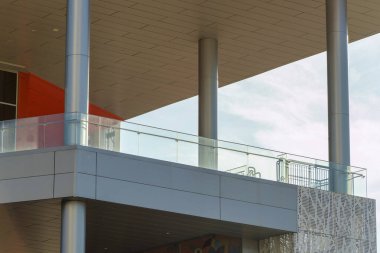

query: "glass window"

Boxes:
[0, 70, 17, 105]
[0, 104, 16, 121]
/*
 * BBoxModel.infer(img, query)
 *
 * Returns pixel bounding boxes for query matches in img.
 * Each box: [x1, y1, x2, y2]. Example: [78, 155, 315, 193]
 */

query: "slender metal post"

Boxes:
[61, 200, 86, 253]
[326, 0, 350, 194]
[198, 38, 218, 169]
[64, 0, 90, 146]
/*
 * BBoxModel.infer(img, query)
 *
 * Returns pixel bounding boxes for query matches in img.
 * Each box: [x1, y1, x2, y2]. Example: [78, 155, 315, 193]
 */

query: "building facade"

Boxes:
[0, 0, 377, 252]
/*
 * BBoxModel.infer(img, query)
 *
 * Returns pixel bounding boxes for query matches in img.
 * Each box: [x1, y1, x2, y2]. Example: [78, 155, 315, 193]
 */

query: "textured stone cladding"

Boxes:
[259, 186, 377, 253]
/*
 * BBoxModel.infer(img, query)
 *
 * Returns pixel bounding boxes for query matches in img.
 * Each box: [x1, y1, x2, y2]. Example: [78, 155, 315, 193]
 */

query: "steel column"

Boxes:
[326, 0, 350, 194]
[61, 200, 86, 253]
[62, 1, 89, 251]
[198, 38, 218, 169]
[64, 0, 90, 146]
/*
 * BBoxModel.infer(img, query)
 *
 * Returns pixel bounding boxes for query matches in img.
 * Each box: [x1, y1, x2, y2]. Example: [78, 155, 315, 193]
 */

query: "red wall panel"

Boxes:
[17, 72, 122, 120]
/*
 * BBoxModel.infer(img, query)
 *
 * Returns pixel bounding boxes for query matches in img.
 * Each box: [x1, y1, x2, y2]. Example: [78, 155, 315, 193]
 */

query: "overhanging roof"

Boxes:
[0, 199, 287, 253]
[0, 0, 379, 119]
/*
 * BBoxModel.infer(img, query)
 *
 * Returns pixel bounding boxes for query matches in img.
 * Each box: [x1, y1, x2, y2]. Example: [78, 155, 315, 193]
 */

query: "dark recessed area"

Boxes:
[0, 103, 16, 121]
[0, 70, 17, 105]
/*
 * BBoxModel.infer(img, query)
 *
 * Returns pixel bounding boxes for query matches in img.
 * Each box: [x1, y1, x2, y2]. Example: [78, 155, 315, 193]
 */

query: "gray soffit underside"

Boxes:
[0, 0, 379, 118]
[0, 199, 288, 253]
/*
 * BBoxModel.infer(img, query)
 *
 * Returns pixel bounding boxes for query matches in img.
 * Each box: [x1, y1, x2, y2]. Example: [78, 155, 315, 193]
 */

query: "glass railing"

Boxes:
[0, 113, 367, 197]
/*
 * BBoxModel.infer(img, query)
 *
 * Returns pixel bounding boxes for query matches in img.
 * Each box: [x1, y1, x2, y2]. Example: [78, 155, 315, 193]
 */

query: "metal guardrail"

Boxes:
[226, 165, 261, 178]
[276, 159, 330, 190]
[276, 158, 365, 193]
[0, 113, 368, 197]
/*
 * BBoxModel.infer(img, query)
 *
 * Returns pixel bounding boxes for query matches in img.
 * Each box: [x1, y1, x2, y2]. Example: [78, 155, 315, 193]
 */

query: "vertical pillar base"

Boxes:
[198, 137, 218, 170]
[61, 200, 86, 253]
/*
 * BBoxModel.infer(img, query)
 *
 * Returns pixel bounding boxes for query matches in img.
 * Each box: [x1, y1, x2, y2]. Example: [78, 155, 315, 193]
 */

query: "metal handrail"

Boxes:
[0, 113, 367, 197]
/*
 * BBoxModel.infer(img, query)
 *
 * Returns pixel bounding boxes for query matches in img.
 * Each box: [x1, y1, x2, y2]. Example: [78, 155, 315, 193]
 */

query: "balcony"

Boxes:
[0, 113, 367, 197]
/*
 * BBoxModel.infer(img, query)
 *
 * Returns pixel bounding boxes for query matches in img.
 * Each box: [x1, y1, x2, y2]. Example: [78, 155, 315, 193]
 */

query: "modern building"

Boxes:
[0, 0, 377, 252]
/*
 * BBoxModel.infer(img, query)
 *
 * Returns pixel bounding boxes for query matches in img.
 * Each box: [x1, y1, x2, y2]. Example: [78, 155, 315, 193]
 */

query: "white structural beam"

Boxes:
[326, 0, 350, 194]
[198, 38, 218, 169]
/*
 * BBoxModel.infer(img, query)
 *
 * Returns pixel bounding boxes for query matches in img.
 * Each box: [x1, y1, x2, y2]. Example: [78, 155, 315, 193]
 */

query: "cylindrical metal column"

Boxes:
[64, 0, 90, 146]
[199, 38, 218, 139]
[326, 0, 350, 194]
[198, 38, 218, 169]
[61, 200, 86, 253]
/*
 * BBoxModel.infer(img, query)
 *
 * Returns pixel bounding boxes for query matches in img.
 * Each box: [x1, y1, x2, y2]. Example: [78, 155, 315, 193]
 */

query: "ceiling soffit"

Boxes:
[0, 0, 379, 118]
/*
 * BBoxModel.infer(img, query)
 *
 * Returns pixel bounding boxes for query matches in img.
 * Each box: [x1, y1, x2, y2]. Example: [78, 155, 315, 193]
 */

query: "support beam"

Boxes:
[61, 200, 86, 253]
[198, 38, 218, 169]
[326, 0, 350, 194]
[64, 0, 90, 146]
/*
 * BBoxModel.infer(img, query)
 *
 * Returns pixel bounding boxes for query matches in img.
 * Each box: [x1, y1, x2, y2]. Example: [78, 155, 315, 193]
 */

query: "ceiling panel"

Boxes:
[0, 0, 379, 119]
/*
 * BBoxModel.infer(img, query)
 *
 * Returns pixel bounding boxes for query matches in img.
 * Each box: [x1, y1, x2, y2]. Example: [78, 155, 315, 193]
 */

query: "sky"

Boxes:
[129, 33, 380, 246]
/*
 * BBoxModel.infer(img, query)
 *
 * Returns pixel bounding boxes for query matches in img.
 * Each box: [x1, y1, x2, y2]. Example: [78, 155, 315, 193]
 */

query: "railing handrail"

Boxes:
[0, 113, 366, 174]
[83, 114, 368, 172]
[1, 113, 366, 182]
[279, 158, 366, 176]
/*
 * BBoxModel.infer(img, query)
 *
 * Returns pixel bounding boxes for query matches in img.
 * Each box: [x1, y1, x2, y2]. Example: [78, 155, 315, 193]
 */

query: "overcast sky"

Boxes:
[130, 33, 380, 246]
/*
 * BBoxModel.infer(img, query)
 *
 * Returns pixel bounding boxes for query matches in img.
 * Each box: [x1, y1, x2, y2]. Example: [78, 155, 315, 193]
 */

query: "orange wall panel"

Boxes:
[17, 72, 122, 120]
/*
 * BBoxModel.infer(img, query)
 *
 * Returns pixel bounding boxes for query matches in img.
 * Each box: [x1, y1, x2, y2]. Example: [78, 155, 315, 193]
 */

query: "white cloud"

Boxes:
[219, 52, 328, 159]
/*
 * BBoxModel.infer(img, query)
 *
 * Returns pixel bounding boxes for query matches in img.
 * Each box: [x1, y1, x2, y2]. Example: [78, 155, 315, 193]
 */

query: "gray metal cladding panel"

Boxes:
[55, 149, 96, 174]
[54, 173, 96, 199]
[0, 151, 54, 180]
[97, 153, 220, 196]
[220, 176, 260, 203]
[0, 175, 54, 203]
[220, 176, 297, 211]
[0, 147, 305, 234]
[54, 173, 75, 198]
[96, 176, 220, 220]
[220, 198, 297, 232]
